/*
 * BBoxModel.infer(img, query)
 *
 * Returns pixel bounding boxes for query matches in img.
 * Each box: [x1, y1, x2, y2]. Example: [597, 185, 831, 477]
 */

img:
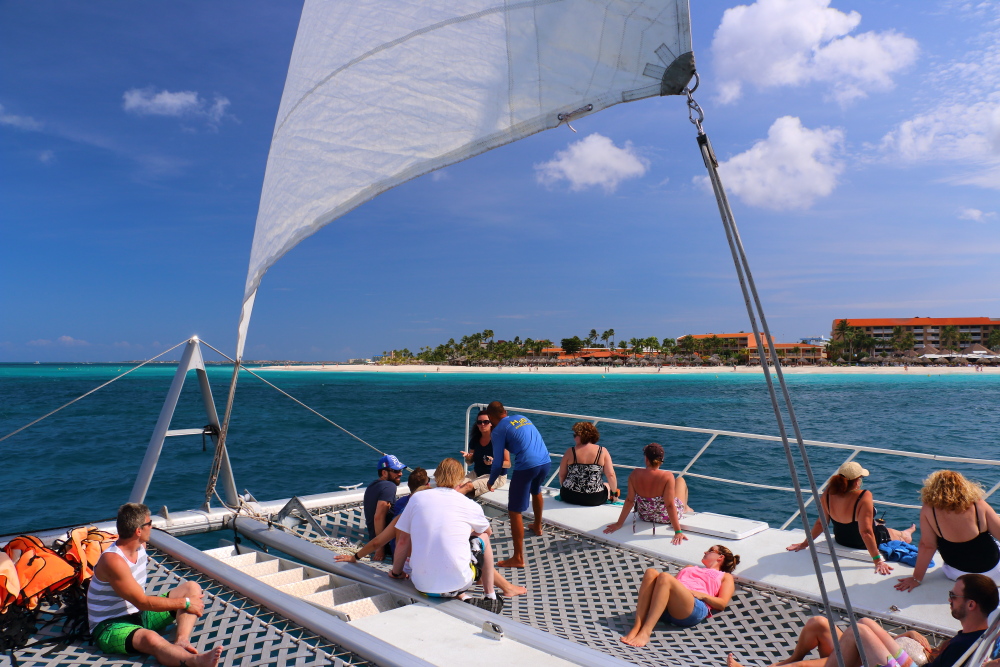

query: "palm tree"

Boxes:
[987, 329, 1000, 351]
[482, 329, 494, 349]
[628, 337, 641, 359]
[600, 330, 611, 348]
[661, 337, 676, 354]
[890, 326, 915, 354]
[587, 329, 598, 347]
[608, 329, 616, 349]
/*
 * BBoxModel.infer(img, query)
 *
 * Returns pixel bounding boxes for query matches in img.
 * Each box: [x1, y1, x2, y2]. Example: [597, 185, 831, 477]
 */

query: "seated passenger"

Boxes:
[390, 468, 430, 518]
[603, 443, 690, 543]
[897, 470, 1000, 592]
[620, 545, 739, 647]
[558, 421, 619, 506]
[460, 410, 508, 497]
[395, 458, 526, 610]
[787, 462, 915, 576]
[729, 573, 997, 667]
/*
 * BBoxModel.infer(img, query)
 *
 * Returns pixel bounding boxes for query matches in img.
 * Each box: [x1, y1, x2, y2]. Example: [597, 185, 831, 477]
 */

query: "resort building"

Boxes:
[747, 342, 827, 364]
[675, 332, 771, 352]
[831, 317, 1000, 351]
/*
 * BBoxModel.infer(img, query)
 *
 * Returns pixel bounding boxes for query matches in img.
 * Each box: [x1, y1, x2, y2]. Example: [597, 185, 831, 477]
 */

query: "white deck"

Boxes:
[351, 605, 579, 666]
[481, 488, 959, 634]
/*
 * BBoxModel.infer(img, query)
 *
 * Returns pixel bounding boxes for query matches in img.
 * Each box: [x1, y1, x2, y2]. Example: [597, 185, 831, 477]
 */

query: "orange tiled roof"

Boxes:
[834, 317, 1000, 327]
[747, 342, 824, 349]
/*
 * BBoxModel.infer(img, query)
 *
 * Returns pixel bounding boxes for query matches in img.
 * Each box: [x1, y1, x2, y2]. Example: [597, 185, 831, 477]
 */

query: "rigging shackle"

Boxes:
[683, 71, 705, 135]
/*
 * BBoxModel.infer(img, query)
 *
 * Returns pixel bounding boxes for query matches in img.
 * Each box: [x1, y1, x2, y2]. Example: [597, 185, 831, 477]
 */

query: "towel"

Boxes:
[879, 540, 932, 568]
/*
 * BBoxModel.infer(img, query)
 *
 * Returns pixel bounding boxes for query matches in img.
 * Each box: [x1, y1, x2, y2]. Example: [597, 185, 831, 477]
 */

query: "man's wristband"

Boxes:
[872, 554, 883, 562]
[184, 597, 190, 610]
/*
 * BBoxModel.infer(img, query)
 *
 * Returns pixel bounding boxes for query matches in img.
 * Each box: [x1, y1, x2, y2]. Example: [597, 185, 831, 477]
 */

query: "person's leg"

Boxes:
[130, 628, 223, 667]
[622, 570, 692, 647]
[821, 624, 901, 667]
[675, 476, 693, 513]
[498, 512, 525, 568]
[778, 616, 842, 664]
[476, 534, 495, 596]
[887, 525, 917, 543]
[167, 581, 203, 652]
[530, 492, 544, 537]
[621, 569, 661, 644]
[492, 569, 527, 597]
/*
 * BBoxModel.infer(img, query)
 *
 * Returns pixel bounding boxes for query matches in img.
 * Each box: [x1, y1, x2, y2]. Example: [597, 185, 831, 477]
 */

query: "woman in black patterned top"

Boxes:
[558, 421, 619, 506]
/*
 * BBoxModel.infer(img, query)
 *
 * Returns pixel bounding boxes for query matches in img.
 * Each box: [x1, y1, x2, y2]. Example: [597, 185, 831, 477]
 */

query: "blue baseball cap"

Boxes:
[378, 454, 405, 471]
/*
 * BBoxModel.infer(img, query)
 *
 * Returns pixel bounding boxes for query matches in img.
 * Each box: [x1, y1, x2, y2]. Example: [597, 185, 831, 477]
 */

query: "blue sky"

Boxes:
[2, 0, 998, 362]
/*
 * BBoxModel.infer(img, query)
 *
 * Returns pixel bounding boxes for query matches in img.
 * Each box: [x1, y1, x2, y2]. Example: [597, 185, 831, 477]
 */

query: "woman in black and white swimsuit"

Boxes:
[557, 422, 619, 506]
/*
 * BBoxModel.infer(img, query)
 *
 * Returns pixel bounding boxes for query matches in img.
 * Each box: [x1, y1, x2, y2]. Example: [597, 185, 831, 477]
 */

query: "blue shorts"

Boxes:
[661, 598, 709, 627]
[508, 462, 551, 513]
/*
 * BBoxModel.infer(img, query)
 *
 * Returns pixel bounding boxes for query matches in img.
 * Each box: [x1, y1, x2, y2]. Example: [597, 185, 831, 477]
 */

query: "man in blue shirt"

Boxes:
[363, 454, 405, 561]
[486, 400, 550, 568]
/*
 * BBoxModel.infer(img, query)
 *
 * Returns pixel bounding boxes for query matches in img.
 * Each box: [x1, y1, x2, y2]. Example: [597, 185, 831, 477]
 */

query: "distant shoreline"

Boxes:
[250, 363, 996, 375]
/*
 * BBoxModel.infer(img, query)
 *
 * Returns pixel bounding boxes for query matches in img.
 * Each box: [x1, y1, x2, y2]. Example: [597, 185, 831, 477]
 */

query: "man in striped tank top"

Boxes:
[87, 503, 223, 666]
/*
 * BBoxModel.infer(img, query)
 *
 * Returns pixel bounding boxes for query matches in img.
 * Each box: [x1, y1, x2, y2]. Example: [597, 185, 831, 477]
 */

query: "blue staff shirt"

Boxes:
[489, 415, 550, 487]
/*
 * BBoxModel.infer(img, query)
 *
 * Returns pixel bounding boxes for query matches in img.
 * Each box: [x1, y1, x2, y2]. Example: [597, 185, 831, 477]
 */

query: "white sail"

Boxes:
[238, 0, 693, 357]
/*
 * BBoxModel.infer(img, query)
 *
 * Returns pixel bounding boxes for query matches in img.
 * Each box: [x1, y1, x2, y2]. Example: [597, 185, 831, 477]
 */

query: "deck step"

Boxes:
[202, 544, 410, 622]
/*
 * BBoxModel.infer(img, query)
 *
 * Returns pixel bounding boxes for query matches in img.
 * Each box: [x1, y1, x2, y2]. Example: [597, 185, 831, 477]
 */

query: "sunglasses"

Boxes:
[141, 520, 153, 529]
[948, 591, 967, 601]
[476, 420, 491, 425]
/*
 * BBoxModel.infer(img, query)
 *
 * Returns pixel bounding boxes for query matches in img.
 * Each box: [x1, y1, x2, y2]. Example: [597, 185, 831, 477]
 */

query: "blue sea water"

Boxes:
[2, 364, 999, 538]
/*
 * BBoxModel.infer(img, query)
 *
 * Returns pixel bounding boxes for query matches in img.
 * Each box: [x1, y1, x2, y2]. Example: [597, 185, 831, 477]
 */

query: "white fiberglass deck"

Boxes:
[480, 487, 958, 634]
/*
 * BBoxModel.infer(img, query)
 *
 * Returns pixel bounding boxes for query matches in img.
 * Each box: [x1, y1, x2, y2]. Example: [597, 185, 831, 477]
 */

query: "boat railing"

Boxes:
[464, 403, 1000, 531]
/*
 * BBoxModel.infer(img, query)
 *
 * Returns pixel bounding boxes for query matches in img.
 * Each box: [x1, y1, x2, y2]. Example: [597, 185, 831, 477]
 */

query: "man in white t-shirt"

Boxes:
[393, 458, 515, 612]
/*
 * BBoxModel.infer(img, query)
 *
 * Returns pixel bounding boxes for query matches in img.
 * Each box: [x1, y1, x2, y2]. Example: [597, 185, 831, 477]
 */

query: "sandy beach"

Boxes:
[252, 363, 997, 375]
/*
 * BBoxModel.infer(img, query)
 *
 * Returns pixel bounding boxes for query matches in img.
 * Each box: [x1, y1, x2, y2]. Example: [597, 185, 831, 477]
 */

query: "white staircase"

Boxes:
[203, 545, 409, 621]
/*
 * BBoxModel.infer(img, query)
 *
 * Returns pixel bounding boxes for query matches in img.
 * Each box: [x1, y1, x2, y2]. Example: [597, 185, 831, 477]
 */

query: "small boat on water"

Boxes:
[5, 1, 999, 665]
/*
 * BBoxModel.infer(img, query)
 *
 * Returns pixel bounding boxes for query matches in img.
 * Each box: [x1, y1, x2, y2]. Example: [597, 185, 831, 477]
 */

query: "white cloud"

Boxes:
[877, 5, 1000, 189]
[712, 0, 918, 105]
[958, 208, 996, 222]
[701, 116, 844, 210]
[26, 339, 51, 347]
[123, 87, 231, 126]
[535, 133, 649, 193]
[57, 335, 89, 346]
[0, 103, 43, 131]
[38, 150, 55, 164]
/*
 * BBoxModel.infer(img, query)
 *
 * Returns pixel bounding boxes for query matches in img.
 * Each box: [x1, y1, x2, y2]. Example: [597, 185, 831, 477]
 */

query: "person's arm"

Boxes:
[488, 428, 505, 488]
[502, 449, 510, 469]
[336, 515, 401, 562]
[602, 450, 619, 497]
[896, 506, 936, 591]
[856, 492, 893, 575]
[980, 499, 1000, 542]
[97, 554, 203, 616]
[787, 490, 829, 551]
[390, 531, 411, 578]
[558, 449, 571, 485]
[662, 473, 687, 545]
[372, 499, 393, 560]
[604, 473, 636, 533]
[692, 572, 735, 612]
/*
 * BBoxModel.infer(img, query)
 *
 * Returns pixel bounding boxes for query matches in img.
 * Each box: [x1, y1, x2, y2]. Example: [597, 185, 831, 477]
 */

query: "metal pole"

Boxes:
[130, 339, 199, 504]
[196, 364, 239, 507]
[689, 89, 867, 666]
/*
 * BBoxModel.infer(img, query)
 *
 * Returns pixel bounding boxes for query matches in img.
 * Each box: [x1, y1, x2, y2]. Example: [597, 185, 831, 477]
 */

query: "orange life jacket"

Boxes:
[2, 537, 76, 611]
[58, 527, 117, 586]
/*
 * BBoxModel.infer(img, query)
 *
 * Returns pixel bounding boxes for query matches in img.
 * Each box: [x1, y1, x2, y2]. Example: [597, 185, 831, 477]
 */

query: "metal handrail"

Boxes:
[466, 403, 1000, 530]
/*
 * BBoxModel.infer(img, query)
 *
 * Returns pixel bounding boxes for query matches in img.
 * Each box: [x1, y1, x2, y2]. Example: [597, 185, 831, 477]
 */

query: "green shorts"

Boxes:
[92, 594, 175, 655]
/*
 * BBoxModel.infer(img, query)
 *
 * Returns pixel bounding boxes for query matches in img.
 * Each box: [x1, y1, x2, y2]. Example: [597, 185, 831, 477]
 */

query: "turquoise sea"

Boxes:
[2, 364, 999, 538]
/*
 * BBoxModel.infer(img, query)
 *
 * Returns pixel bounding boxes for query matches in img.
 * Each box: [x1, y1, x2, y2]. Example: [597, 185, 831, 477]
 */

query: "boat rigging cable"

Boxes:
[685, 74, 865, 667]
[199, 340, 402, 510]
[0, 340, 188, 445]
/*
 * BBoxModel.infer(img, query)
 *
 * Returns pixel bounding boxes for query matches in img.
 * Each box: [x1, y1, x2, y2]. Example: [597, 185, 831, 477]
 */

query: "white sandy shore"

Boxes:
[251, 363, 997, 375]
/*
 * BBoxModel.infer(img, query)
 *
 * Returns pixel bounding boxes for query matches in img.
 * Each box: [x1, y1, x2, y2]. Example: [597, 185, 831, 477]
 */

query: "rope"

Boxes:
[0, 340, 189, 444]
[686, 82, 866, 667]
[197, 340, 401, 508]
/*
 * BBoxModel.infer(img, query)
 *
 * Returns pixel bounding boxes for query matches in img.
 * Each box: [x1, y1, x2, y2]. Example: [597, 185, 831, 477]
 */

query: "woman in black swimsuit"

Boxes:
[896, 470, 1000, 592]
[787, 462, 916, 576]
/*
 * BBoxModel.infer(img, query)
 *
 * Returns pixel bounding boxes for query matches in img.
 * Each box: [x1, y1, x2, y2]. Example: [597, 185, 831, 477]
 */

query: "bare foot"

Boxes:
[499, 584, 527, 597]
[529, 523, 544, 537]
[901, 524, 917, 543]
[727, 652, 746, 667]
[497, 557, 524, 568]
[190, 646, 223, 667]
[620, 631, 651, 647]
[175, 639, 198, 655]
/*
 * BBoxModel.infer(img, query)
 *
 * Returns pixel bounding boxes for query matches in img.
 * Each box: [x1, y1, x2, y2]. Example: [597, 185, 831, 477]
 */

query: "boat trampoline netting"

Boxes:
[10, 548, 371, 667]
[287, 501, 942, 667]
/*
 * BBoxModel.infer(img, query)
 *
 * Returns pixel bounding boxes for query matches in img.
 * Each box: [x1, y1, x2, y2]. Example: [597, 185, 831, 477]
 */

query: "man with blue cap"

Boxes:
[364, 454, 405, 561]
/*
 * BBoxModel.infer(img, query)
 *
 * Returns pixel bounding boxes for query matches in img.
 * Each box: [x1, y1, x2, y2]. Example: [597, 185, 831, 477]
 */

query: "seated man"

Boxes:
[363, 454, 405, 561]
[392, 458, 524, 611]
[88, 503, 223, 667]
[390, 468, 430, 519]
[727, 574, 997, 667]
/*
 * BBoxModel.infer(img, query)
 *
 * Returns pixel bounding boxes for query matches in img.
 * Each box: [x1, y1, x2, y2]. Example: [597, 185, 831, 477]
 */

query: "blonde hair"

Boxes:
[434, 458, 465, 489]
[921, 470, 984, 512]
[572, 421, 600, 444]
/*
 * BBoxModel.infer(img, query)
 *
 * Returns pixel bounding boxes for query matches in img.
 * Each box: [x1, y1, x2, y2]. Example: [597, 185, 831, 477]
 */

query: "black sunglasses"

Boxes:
[476, 420, 491, 425]
[141, 520, 153, 528]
